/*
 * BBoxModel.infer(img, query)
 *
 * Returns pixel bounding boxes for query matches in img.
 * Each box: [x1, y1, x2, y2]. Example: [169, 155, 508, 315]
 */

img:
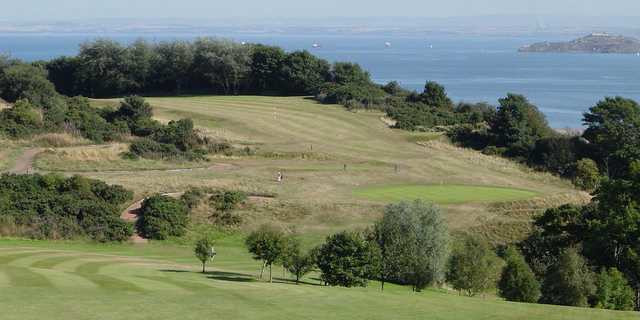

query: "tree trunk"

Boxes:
[269, 264, 273, 283]
[259, 261, 266, 280]
[381, 279, 385, 292]
[202, 261, 206, 273]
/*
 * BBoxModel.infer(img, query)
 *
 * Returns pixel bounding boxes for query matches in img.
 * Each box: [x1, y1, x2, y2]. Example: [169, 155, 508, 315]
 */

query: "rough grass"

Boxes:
[352, 184, 539, 204]
[0, 239, 636, 320]
[34, 144, 212, 172]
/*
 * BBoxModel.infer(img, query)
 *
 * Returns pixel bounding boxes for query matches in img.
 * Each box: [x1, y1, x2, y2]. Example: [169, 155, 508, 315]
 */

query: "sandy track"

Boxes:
[7, 148, 42, 174]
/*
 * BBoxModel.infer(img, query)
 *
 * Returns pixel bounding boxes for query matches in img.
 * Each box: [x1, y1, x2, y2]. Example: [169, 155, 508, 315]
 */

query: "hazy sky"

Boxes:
[2, 0, 640, 21]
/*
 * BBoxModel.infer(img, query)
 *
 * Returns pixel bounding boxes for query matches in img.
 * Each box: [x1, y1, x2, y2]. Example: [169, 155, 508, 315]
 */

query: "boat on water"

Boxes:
[312, 43, 321, 48]
[385, 42, 392, 47]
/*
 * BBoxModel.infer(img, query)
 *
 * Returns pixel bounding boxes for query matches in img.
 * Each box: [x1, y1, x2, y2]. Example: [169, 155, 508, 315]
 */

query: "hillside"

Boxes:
[25, 96, 585, 244]
[519, 33, 640, 54]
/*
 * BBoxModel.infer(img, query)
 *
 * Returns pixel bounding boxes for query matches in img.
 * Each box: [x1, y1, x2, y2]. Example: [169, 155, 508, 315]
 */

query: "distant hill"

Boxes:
[519, 33, 640, 54]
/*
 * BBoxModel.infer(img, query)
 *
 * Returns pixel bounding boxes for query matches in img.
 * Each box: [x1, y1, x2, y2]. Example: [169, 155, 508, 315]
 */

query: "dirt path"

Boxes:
[7, 148, 42, 174]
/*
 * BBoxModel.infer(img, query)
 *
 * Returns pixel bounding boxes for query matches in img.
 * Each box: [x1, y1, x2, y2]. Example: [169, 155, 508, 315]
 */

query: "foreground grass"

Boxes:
[0, 239, 636, 320]
[353, 185, 539, 204]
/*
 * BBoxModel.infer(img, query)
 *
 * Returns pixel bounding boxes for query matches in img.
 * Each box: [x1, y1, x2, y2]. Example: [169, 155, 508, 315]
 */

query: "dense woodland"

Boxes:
[1, 38, 640, 311]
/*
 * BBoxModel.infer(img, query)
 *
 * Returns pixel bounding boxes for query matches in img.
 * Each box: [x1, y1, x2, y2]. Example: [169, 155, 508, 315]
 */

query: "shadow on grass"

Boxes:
[205, 271, 256, 283]
[159, 269, 191, 273]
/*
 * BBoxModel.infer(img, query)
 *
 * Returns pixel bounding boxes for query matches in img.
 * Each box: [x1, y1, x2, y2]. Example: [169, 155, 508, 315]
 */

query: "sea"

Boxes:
[2, 32, 640, 128]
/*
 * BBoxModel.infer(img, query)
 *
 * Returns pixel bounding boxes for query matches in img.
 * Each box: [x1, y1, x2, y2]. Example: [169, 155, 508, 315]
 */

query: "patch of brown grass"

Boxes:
[31, 133, 91, 148]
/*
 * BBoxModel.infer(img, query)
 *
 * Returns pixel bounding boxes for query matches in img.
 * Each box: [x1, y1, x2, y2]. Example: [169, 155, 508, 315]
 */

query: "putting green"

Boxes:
[353, 184, 538, 204]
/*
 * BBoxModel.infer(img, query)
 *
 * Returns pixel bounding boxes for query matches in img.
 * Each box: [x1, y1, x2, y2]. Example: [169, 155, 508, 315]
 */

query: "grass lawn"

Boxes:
[353, 184, 539, 204]
[0, 239, 636, 320]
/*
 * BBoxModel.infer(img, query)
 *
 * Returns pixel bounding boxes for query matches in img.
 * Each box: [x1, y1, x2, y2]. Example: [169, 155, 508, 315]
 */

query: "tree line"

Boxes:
[239, 200, 637, 311]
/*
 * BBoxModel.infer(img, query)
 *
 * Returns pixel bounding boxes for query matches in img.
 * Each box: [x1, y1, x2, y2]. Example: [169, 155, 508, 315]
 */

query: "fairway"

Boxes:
[0, 240, 635, 320]
[353, 185, 539, 204]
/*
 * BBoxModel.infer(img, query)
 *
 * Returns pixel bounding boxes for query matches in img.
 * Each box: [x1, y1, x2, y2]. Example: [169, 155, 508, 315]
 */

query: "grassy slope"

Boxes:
[353, 185, 539, 204]
[78, 96, 582, 239]
[0, 239, 636, 320]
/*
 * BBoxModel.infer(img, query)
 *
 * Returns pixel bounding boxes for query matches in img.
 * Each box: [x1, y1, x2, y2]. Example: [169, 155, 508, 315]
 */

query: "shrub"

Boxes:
[498, 247, 541, 303]
[137, 195, 189, 240]
[0, 173, 133, 241]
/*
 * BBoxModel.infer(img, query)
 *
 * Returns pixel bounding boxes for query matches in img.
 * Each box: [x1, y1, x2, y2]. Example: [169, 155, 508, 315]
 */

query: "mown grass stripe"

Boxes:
[1, 265, 54, 288]
[136, 275, 213, 292]
[0, 251, 52, 265]
[30, 255, 80, 270]
[74, 261, 145, 292]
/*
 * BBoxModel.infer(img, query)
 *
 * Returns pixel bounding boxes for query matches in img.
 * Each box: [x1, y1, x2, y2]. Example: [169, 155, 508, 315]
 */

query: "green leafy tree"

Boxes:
[498, 247, 541, 303]
[194, 237, 216, 273]
[489, 93, 553, 158]
[331, 62, 371, 85]
[583, 97, 640, 179]
[541, 248, 596, 307]
[447, 236, 502, 296]
[0, 63, 60, 108]
[594, 267, 635, 311]
[282, 237, 315, 284]
[137, 195, 189, 240]
[420, 81, 453, 109]
[249, 44, 286, 93]
[316, 231, 378, 287]
[372, 200, 450, 291]
[573, 158, 601, 191]
[245, 225, 286, 282]
[280, 50, 330, 95]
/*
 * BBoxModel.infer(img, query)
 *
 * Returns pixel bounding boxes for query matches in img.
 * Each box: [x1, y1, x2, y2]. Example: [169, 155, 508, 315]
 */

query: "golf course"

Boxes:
[1, 96, 621, 319]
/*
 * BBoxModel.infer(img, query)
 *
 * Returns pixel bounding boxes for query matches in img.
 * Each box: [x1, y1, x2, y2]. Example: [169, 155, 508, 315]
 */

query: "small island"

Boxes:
[519, 33, 640, 54]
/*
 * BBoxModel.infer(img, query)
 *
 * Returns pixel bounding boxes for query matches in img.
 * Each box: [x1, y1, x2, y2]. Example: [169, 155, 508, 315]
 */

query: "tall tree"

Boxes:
[245, 225, 286, 283]
[498, 247, 541, 303]
[372, 200, 450, 291]
[420, 81, 453, 110]
[489, 93, 553, 158]
[594, 267, 635, 311]
[541, 247, 596, 307]
[447, 236, 502, 297]
[583, 97, 640, 179]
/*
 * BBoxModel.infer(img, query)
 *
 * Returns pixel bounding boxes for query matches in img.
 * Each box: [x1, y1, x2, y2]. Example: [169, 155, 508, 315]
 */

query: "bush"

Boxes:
[137, 195, 189, 240]
[0, 99, 43, 138]
[0, 173, 133, 241]
[498, 247, 541, 303]
[316, 231, 379, 287]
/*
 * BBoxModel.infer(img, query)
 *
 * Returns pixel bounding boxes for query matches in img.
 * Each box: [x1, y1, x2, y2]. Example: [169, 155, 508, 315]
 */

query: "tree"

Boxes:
[420, 81, 453, 109]
[316, 231, 378, 287]
[583, 97, 640, 179]
[372, 200, 450, 291]
[280, 50, 330, 95]
[541, 247, 596, 307]
[137, 195, 189, 240]
[594, 268, 635, 311]
[151, 41, 194, 94]
[489, 93, 553, 158]
[447, 236, 502, 297]
[245, 225, 286, 283]
[573, 158, 601, 191]
[331, 62, 371, 85]
[498, 247, 541, 303]
[194, 237, 216, 273]
[249, 44, 286, 93]
[0, 63, 60, 108]
[282, 237, 315, 284]
[193, 38, 252, 94]
[75, 39, 133, 97]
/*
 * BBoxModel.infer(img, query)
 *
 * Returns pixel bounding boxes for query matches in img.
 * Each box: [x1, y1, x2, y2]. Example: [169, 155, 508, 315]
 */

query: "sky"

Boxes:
[2, 0, 640, 21]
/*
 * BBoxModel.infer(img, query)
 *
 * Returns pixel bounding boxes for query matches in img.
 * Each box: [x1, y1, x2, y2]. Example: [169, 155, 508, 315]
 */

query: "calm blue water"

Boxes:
[2, 33, 640, 128]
